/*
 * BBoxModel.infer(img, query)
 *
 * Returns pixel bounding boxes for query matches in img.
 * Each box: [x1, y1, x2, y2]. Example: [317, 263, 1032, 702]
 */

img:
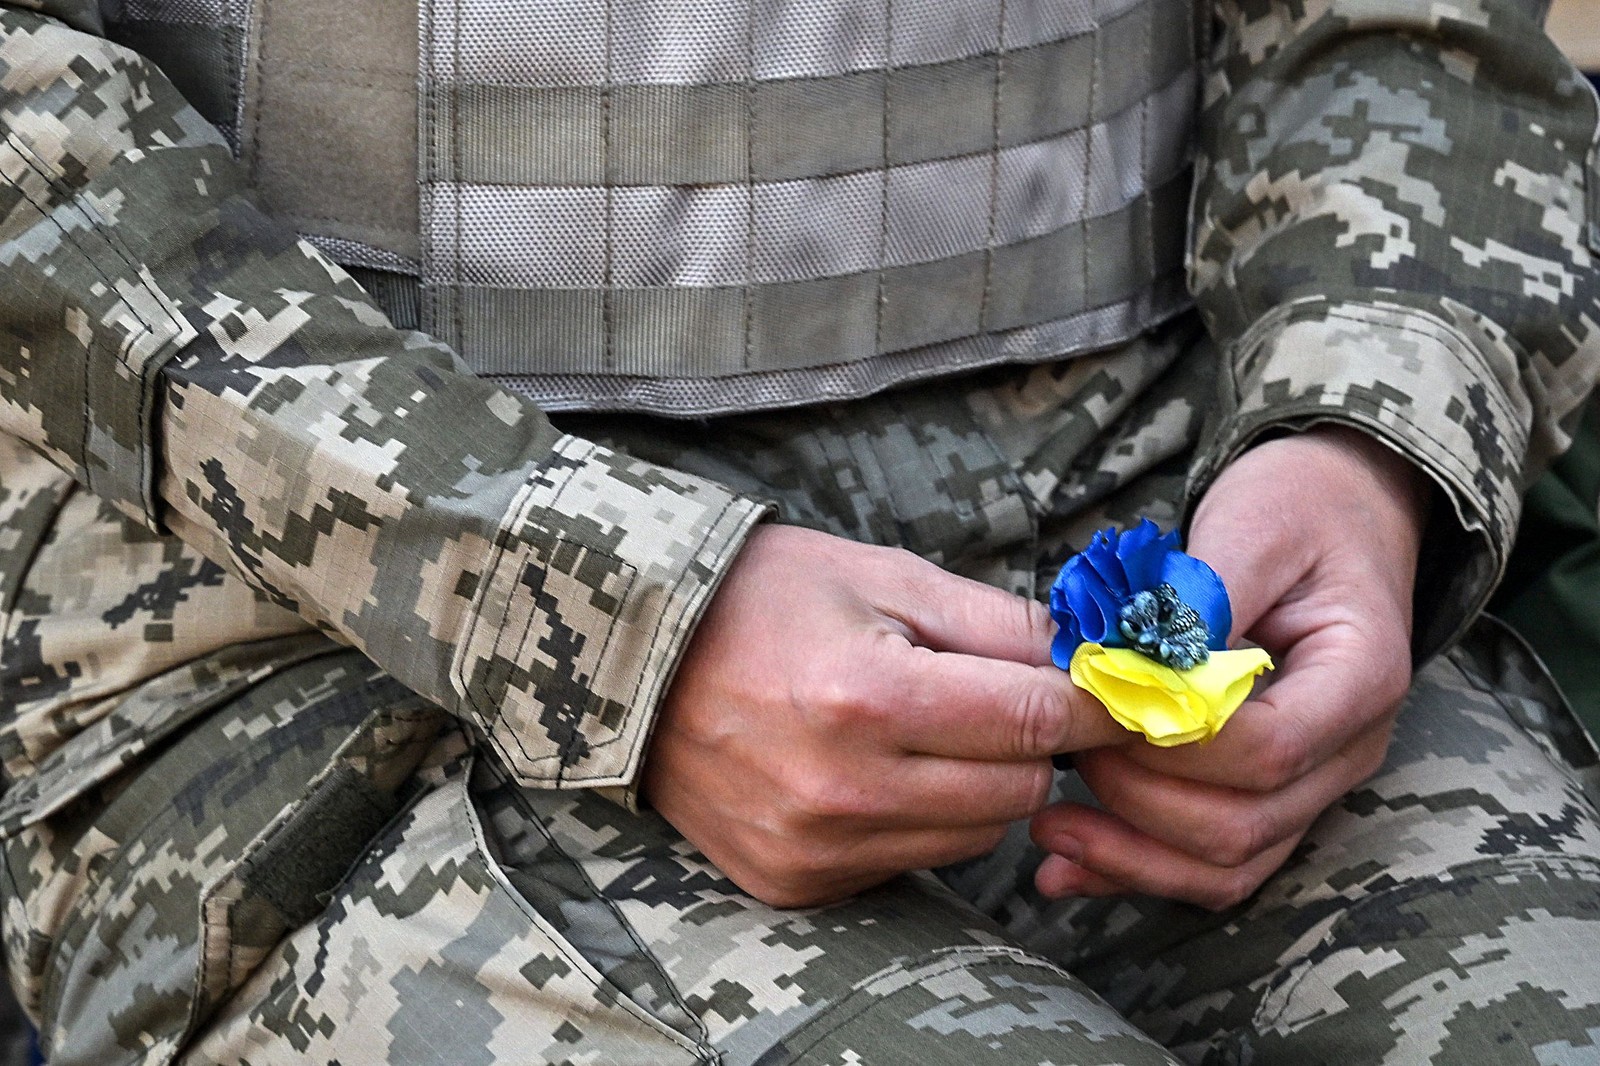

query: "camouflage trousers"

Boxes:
[7, 321, 1600, 1064]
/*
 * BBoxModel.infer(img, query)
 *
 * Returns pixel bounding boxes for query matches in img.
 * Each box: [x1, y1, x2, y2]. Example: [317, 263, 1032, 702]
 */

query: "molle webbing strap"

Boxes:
[417, 0, 1200, 415]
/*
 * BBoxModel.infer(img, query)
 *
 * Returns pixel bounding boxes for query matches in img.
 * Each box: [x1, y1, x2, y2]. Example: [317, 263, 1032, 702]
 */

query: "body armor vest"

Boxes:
[112, 0, 1202, 414]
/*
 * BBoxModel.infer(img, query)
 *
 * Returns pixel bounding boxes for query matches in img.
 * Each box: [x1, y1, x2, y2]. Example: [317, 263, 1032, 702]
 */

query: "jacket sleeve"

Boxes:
[0, 2, 769, 792]
[1189, 0, 1600, 656]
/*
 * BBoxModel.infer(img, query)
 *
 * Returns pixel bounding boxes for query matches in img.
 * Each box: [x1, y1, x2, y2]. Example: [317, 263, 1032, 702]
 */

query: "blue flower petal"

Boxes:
[1158, 552, 1232, 650]
[1081, 528, 1130, 601]
[1064, 555, 1125, 645]
[1049, 626, 1080, 670]
[1115, 518, 1178, 592]
[1048, 575, 1083, 647]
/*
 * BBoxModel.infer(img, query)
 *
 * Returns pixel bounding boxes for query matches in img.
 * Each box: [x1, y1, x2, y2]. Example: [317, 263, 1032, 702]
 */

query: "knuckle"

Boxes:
[742, 842, 835, 909]
[880, 546, 934, 594]
[1249, 718, 1313, 791]
[991, 594, 1054, 651]
[1011, 682, 1063, 760]
[1022, 597, 1056, 645]
[743, 870, 820, 910]
[1207, 811, 1271, 868]
[786, 770, 847, 821]
[796, 672, 871, 730]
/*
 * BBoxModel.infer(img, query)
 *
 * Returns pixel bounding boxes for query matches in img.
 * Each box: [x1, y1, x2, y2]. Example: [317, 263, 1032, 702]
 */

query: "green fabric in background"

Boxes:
[1491, 396, 1600, 737]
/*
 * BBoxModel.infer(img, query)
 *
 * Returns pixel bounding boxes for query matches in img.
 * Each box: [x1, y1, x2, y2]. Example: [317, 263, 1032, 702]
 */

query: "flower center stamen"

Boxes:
[1117, 584, 1212, 670]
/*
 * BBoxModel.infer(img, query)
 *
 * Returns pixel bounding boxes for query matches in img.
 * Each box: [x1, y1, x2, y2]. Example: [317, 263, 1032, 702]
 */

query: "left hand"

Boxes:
[1030, 424, 1432, 909]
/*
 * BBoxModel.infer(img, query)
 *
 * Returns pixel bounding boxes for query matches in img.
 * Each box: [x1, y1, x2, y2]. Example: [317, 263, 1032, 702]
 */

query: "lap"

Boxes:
[946, 619, 1600, 1064]
[13, 624, 1600, 1065]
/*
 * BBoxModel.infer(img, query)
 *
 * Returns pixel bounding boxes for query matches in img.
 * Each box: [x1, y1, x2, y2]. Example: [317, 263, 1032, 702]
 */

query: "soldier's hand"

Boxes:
[643, 523, 1125, 909]
[1030, 425, 1431, 909]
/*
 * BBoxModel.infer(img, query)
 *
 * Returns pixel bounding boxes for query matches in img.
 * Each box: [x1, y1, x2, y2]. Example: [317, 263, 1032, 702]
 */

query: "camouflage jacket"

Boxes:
[2, 0, 1599, 805]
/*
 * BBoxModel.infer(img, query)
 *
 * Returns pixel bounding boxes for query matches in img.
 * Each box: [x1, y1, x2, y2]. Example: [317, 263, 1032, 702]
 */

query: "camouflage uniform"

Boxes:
[5, 0, 1600, 1062]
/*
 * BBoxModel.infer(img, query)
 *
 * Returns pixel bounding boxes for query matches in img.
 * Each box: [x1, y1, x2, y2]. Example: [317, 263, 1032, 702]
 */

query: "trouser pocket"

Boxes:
[181, 756, 713, 1065]
[4, 653, 443, 1066]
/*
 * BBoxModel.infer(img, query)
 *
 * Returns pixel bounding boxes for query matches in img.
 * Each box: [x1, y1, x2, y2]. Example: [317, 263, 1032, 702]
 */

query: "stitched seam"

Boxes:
[1221, 400, 1515, 537]
[606, 491, 745, 780]
[1079, 14, 1100, 318]
[451, 0, 465, 354]
[244, 0, 274, 184]
[1317, 308, 1523, 436]
[1449, 638, 1600, 770]
[506, 542, 635, 783]
[494, 764, 716, 1052]
[601, 0, 616, 372]
[2, 136, 167, 370]
[436, 63, 1194, 193]
[481, 445, 747, 783]
[226, 0, 250, 145]
[418, 0, 437, 333]
[1140, 0, 1155, 286]
[248, 62, 413, 80]
[3, 135, 173, 513]
[742, 4, 756, 371]
[1226, 299, 1531, 519]
[456, 768, 711, 1061]
[0, 477, 78, 777]
[453, 444, 584, 767]
[873, 0, 893, 357]
[978, 0, 1007, 332]
[38, 690, 351, 1026]
[473, 440, 626, 779]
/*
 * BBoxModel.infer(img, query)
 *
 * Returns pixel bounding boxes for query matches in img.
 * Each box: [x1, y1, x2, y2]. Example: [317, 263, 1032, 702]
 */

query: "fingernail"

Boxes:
[1036, 853, 1082, 899]
[1047, 834, 1084, 864]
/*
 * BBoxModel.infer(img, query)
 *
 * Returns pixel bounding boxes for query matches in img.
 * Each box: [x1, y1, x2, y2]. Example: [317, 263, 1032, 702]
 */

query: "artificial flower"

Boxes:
[1047, 519, 1272, 745]
[1068, 643, 1274, 746]
[1049, 519, 1231, 670]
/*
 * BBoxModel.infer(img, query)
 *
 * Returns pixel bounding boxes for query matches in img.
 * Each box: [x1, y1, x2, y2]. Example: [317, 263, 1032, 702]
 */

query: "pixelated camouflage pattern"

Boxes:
[1190, 0, 1600, 653]
[6, 314, 1600, 1063]
[945, 619, 1600, 1066]
[1, 651, 445, 1065]
[3, 0, 1599, 810]
[0, 4, 768, 800]
[6, 0, 1600, 1061]
[16, 552, 1600, 1065]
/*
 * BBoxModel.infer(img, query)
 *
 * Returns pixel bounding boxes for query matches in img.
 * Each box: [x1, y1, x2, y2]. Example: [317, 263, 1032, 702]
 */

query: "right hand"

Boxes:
[642, 524, 1127, 908]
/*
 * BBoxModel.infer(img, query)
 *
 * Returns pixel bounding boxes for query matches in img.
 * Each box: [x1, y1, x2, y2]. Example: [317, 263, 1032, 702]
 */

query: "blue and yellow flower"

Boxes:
[1048, 520, 1272, 745]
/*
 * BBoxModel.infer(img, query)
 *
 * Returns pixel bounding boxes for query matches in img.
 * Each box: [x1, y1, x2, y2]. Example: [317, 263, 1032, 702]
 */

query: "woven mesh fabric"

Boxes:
[305, 236, 419, 275]
[428, 187, 609, 287]
[612, 186, 751, 287]
[612, 0, 752, 83]
[412, 0, 1199, 413]
[122, 0, 231, 22]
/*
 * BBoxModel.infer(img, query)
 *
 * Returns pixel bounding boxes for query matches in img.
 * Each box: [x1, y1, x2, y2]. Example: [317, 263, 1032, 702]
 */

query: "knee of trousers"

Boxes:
[190, 759, 1189, 1066]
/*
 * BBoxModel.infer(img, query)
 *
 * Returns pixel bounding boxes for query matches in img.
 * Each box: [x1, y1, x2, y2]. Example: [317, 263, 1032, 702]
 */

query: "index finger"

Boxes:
[1118, 629, 1406, 791]
[882, 643, 1133, 760]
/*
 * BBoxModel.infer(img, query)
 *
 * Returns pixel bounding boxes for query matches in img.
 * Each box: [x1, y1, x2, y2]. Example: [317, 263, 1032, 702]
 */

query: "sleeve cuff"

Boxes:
[1188, 297, 1533, 658]
[450, 434, 772, 793]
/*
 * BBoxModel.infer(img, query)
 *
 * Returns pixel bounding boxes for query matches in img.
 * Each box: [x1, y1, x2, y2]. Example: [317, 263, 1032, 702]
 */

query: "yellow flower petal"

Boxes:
[1068, 643, 1274, 746]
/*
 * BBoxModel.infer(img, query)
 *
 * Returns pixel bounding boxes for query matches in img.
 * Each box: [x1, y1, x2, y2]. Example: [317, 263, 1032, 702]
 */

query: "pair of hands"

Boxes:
[643, 426, 1429, 910]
